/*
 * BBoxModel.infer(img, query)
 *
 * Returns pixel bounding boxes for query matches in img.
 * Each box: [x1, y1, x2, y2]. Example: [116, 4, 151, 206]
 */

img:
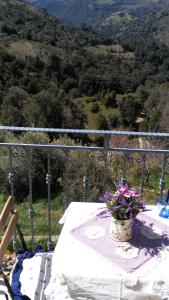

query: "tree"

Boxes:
[108, 114, 120, 128]
[1, 24, 17, 35]
[62, 77, 77, 92]
[62, 101, 86, 129]
[23, 89, 63, 128]
[118, 95, 141, 128]
[103, 91, 117, 108]
[0, 49, 14, 62]
[0, 133, 113, 203]
[135, 85, 149, 104]
[1, 86, 29, 126]
[97, 114, 109, 130]
[0, 132, 63, 201]
[23, 88, 86, 129]
[46, 54, 60, 72]
[91, 102, 100, 113]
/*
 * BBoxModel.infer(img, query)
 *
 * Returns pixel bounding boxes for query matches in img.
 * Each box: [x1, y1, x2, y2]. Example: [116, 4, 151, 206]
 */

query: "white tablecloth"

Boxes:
[44, 202, 169, 300]
[0, 278, 11, 300]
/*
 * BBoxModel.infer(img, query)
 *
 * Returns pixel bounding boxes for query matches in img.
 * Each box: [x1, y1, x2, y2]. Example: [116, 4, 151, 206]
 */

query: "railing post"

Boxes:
[103, 134, 110, 190]
[159, 154, 167, 197]
[8, 148, 14, 197]
[63, 151, 69, 212]
[83, 175, 87, 202]
[121, 153, 129, 185]
[46, 153, 53, 251]
[83, 151, 90, 202]
[141, 154, 146, 196]
[8, 148, 18, 252]
[28, 149, 35, 249]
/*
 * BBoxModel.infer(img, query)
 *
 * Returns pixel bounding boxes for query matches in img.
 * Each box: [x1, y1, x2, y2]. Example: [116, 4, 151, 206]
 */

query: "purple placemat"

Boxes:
[71, 210, 169, 273]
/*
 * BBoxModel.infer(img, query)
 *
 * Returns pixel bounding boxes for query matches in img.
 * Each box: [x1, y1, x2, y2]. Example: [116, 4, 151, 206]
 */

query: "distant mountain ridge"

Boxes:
[118, 9, 169, 50]
[26, 0, 169, 36]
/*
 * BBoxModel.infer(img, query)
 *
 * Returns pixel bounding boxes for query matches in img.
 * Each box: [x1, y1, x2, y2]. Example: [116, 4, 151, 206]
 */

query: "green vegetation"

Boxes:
[27, 0, 169, 37]
[1, 1, 169, 132]
[0, 195, 63, 236]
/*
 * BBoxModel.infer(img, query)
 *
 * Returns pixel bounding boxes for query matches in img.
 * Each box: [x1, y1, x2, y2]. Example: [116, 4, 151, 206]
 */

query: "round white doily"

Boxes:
[115, 242, 140, 259]
[84, 226, 105, 239]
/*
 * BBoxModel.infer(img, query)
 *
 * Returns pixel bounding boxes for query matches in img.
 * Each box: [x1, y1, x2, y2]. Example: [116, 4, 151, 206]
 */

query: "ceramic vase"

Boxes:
[109, 217, 133, 241]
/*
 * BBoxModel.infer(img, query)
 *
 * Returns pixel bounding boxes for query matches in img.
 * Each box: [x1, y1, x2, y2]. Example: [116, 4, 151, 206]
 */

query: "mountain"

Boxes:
[118, 9, 169, 49]
[0, 0, 138, 130]
[1, 0, 169, 133]
[26, 0, 169, 37]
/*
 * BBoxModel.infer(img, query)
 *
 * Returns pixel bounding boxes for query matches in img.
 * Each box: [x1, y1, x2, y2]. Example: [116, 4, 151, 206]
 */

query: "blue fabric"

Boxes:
[11, 245, 43, 300]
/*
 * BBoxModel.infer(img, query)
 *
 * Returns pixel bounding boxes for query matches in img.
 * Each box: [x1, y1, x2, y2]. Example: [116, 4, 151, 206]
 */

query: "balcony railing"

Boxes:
[0, 126, 169, 250]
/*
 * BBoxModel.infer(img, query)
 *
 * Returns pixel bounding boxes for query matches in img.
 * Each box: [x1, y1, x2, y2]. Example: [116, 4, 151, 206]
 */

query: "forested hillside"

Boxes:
[1, 0, 169, 133]
[119, 9, 169, 49]
[27, 0, 169, 37]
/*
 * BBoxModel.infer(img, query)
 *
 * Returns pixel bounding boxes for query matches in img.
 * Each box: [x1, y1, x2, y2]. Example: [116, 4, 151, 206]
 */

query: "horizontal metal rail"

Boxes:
[0, 125, 169, 137]
[0, 142, 169, 154]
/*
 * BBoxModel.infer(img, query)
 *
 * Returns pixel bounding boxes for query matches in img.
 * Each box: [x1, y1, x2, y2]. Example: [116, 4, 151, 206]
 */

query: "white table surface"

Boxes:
[45, 202, 169, 300]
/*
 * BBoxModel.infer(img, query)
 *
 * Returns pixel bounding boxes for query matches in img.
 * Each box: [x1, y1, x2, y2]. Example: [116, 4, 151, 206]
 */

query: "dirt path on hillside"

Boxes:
[139, 137, 150, 149]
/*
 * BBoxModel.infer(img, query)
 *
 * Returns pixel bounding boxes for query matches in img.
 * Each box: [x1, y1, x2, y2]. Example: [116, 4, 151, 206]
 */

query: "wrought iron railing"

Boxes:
[0, 126, 169, 250]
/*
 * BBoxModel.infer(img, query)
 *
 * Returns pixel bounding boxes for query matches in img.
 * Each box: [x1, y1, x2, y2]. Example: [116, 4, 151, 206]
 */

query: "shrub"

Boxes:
[0, 49, 14, 62]
[108, 114, 120, 128]
[91, 102, 100, 113]
[103, 91, 117, 108]
[97, 114, 109, 130]
[1, 24, 17, 35]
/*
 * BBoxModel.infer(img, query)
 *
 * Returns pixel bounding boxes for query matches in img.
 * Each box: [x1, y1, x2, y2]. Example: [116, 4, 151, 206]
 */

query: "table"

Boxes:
[45, 202, 169, 300]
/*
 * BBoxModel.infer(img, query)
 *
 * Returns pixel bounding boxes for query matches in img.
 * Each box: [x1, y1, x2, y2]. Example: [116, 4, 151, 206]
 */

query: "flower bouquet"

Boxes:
[99, 183, 146, 241]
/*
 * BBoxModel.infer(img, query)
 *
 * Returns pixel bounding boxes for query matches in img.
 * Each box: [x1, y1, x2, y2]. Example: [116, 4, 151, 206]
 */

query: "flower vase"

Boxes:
[109, 218, 133, 241]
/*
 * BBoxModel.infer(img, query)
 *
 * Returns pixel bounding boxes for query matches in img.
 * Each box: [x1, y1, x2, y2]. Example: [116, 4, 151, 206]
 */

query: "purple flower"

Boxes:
[99, 192, 113, 203]
[115, 183, 129, 194]
[99, 182, 146, 220]
[128, 188, 141, 198]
